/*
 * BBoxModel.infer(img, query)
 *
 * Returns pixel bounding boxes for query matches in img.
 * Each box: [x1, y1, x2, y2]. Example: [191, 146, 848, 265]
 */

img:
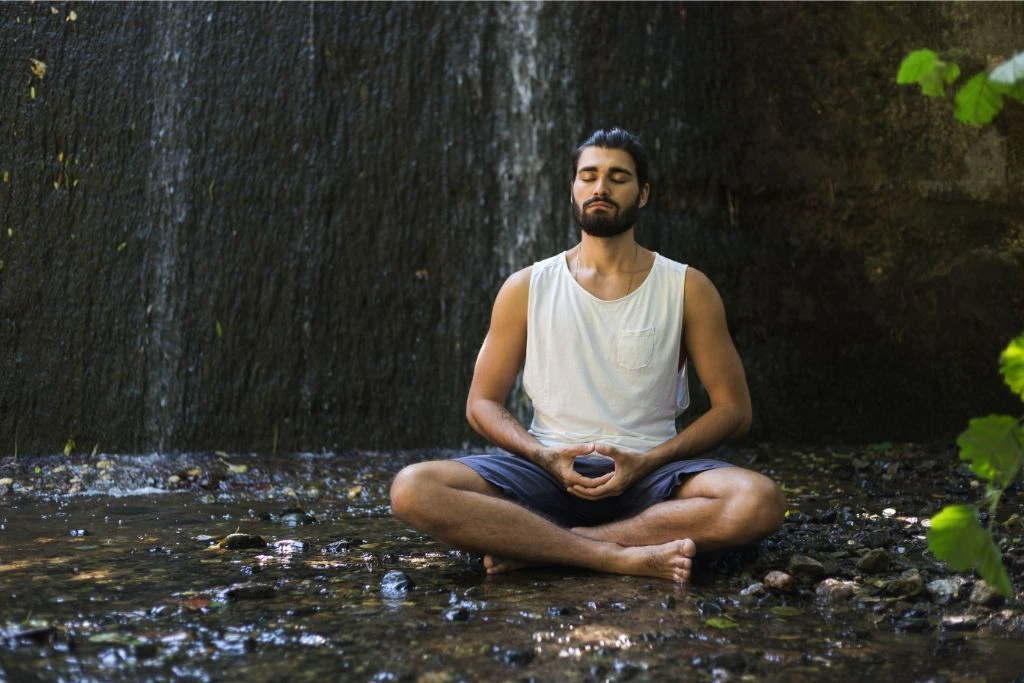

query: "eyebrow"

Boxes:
[577, 165, 634, 176]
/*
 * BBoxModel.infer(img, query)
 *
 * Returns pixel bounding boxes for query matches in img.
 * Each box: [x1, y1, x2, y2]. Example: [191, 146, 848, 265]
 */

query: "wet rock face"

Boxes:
[1, 3, 1021, 455]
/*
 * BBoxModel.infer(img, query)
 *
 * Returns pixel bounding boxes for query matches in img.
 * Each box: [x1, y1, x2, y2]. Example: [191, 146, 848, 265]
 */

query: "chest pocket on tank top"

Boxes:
[614, 327, 656, 370]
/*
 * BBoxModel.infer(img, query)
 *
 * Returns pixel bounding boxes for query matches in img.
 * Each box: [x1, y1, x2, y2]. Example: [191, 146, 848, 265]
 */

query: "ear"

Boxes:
[639, 183, 650, 207]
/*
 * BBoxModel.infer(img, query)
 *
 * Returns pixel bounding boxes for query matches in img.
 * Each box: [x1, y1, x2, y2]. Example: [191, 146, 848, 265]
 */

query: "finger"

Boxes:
[571, 478, 619, 499]
[564, 470, 613, 489]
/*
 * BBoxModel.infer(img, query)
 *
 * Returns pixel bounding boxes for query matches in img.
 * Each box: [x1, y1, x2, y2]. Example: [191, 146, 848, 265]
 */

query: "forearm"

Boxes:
[466, 398, 545, 461]
[644, 403, 750, 470]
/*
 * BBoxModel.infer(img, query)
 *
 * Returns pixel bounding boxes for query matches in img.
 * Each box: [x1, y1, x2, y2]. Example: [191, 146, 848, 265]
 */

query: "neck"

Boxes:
[577, 228, 638, 275]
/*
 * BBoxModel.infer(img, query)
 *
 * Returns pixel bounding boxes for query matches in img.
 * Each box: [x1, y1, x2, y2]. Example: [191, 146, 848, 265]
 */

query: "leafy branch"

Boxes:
[897, 49, 1024, 125]
[927, 333, 1024, 596]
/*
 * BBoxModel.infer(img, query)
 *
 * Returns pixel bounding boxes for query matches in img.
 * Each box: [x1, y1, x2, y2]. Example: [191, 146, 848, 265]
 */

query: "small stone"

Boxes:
[272, 539, 306, 554]
[0, 478, 13, 488]
[380, 571, 412, 599]
[740, 582, 766, 597]
[661, 595, 677, 610]
[764, 571, 794, 591]
[223, 581, 277, 600]
[816, 578, 858, 603]
[321, 538, 359, 553]
[926, 578, 962, 605]
[787, 555, 826, 581]
[443, 606, 472, 622]
[968, 580, 1005, 607]
[502, 648, 534, 667]
[220, 533, 267, 550]
[885, 569, 923, 597]
[856, 548, 890, 574]
[941, 614, 979, 631]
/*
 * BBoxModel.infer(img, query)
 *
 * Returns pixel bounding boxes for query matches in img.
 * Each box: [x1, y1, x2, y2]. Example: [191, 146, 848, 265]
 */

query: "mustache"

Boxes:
[582, 197, 619, 210]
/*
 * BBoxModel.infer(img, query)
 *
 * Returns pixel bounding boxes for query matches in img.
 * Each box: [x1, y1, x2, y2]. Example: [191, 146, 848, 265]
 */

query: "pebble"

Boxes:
[855, 548, 890, 574]
[220, 533, 267, 550]
[380, 571, 412, 599]
[926, 578, 962, 605]
[941, 614, 979, 631]
[816, 578, 859, 603]
[885, 569, 923, 597]
[740, 582, 766, 597]
[222, 581, 277, 600]
[968, 580, 1005, 607]
[764, 571, 794, 591]
[787, 555, 826, 581]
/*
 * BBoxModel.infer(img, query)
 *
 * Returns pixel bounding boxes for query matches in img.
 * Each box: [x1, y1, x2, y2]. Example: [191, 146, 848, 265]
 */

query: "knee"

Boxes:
[733, 472, 787, 538]
[389, 463, 428, 524]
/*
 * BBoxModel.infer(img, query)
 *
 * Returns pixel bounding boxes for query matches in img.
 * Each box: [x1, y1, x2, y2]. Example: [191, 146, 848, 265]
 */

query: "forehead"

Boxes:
[575, 146, 636, 175]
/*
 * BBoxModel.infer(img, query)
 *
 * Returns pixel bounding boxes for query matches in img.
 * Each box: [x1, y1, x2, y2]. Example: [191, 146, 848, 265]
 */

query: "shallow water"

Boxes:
[1, 448, 1022, 681]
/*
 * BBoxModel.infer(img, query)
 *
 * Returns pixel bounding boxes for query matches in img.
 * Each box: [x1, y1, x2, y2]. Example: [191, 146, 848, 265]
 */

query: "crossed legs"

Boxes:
[389, 460, 785, 582]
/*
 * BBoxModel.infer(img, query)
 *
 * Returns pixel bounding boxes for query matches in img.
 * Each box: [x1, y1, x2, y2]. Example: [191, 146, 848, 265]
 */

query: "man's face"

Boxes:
[571, 146, 648, 238]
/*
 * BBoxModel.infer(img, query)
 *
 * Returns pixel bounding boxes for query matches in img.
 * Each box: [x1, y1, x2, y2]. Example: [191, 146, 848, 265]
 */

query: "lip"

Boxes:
[587, 201, 615, 210]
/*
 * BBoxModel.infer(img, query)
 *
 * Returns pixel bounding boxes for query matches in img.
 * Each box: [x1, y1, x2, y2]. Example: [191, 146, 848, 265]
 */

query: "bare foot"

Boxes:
[482, 554, 542, 575]
[618, 539, 697, 583]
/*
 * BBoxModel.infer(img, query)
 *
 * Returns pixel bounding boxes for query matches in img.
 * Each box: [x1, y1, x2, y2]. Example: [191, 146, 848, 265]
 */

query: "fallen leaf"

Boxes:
[704, 616, 738, 630]
[29, 59, 46, 79]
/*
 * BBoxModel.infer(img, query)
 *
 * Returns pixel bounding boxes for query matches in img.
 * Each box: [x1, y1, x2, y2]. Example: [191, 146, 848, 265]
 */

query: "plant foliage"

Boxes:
[897, 49, 1024, 125]
[927, 334, 1024, 596]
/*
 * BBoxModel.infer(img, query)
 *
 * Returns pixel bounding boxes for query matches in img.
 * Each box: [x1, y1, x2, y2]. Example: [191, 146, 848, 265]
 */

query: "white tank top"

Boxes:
[523, 251, 690, 452]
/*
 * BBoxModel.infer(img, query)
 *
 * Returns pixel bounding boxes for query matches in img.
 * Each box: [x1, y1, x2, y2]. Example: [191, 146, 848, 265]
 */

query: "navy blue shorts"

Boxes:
[454, 451, 734, 528]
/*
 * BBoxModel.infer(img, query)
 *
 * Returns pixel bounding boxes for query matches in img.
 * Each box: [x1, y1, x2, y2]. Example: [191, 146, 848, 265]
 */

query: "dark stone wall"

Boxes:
[0, 2, 1021, 455]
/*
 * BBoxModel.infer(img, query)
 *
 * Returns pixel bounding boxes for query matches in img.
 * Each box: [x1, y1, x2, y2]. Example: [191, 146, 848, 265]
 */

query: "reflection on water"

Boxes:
[1, 449, 1022, 681]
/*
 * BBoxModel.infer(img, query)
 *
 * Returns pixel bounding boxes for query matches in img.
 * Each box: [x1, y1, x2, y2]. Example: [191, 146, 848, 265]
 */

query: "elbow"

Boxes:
[465, 397, 481, 434]
[732, 402, 752, 440]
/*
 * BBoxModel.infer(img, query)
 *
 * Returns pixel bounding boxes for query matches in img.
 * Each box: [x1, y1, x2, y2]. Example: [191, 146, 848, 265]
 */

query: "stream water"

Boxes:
[1, 448, 1022, 681]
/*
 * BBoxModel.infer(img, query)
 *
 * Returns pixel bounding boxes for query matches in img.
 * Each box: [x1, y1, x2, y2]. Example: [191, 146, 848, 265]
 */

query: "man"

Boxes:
[391, 128, 785, 582]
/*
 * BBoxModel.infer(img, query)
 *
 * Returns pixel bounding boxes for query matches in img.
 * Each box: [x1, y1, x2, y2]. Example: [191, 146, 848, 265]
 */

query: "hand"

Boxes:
[566, 443, 650, 501]
[534, 443, 614, 492]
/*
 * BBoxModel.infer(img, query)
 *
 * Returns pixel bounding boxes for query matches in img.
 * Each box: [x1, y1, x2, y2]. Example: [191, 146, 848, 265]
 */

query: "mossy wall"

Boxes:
[0, 2, 1021, 455]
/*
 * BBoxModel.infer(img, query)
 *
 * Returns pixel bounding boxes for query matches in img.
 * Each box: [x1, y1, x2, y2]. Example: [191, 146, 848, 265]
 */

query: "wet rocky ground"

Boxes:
[1, 444, 1023, 681]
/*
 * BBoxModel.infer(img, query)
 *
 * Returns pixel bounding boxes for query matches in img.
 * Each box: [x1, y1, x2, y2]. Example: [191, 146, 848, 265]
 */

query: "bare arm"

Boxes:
[466, 268, 607, 489]
[644, 268, 751, 467]
[465, 268, 545, 458]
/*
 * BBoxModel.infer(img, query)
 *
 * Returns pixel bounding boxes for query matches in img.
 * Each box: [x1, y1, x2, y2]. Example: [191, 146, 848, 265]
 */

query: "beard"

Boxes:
[572, 194, 641, 238]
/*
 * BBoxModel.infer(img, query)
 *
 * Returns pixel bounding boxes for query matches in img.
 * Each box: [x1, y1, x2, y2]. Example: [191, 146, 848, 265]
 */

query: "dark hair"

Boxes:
[571, 128, 650, 190]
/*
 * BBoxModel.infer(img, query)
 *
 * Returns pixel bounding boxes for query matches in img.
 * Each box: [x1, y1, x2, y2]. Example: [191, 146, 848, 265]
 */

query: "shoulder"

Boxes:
[683, 268, 727, 318]
[491, 265, 532, 319]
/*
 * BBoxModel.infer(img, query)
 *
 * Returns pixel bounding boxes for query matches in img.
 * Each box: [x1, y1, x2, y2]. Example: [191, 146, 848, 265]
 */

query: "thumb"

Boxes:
[567, 442, 595, 456]
[592, 442, 621, 458]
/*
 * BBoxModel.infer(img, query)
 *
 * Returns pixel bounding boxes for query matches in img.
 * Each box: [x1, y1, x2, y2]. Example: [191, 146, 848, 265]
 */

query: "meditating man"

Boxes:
[390, 128, 786, 582]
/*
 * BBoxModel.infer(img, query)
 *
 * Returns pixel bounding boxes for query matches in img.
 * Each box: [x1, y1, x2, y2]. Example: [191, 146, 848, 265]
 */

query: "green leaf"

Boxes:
[954, 73, 1004, 125]
[897, 50, 960, 96]
[704, 616, 738, 630]
[928, 504, 1013, 596]
[958, 416, 1023, 488]
[769, 606, 803, 618]
[897, 50, 938, 84]
[928, 505, 983, 571]
[999, 332, 1024, 400]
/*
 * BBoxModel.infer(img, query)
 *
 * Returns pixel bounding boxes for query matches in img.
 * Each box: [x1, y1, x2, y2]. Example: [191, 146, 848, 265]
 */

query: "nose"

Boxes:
[592, 177, 610, 197]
